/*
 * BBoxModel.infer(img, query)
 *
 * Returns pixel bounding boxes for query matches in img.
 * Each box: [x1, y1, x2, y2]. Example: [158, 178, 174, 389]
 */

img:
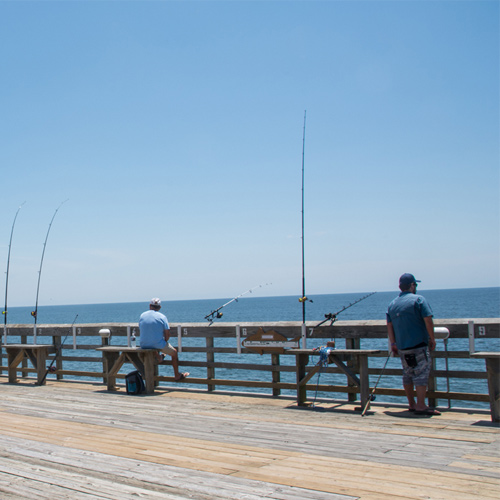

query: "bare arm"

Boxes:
[163, 328, 171, 343]
[387, 321, 398, 355]
[424, 316, 436, 351]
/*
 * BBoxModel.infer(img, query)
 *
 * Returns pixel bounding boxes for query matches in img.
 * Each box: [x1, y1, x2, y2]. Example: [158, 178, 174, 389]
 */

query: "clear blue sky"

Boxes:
[0, 0, 498, 307]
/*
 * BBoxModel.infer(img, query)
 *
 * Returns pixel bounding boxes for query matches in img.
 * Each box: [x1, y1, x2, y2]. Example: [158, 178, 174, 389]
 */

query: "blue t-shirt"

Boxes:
[139, 310, 169, 349]
[386, 292, 433, 350]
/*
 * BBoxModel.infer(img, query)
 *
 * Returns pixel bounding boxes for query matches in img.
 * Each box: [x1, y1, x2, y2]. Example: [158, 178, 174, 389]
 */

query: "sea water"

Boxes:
[4, 287, 499, 409]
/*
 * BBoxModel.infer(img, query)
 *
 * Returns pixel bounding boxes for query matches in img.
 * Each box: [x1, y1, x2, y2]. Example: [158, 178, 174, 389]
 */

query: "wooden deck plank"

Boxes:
[0, 379, 498, 500]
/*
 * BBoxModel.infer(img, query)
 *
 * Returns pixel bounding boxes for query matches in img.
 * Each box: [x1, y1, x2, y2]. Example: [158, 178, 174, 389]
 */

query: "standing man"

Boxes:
[386, 274, 440, 416]
[139, 298, 189, 381]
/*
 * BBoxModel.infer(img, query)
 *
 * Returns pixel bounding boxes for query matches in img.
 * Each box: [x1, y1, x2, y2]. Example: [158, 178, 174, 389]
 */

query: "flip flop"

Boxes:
[155, 353, 166, 364]
[414, 408, 441, 416]
[408, 408, 416, 412]
[175, 372, 190, 381]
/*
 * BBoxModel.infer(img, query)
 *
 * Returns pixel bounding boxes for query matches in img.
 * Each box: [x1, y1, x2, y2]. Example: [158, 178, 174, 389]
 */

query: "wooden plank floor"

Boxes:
[0, 377, 498, 500]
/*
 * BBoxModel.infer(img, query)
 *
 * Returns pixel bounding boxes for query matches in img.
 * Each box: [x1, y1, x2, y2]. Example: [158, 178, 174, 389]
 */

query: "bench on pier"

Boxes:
[4, 344, 56, 385]
[288, 349, 381, 410]
[470, 352, 500, 422]
[96, 346, 159, 394]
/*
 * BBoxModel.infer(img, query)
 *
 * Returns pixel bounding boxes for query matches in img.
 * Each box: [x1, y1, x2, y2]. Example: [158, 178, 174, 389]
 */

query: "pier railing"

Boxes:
[1, 319, 499, 408]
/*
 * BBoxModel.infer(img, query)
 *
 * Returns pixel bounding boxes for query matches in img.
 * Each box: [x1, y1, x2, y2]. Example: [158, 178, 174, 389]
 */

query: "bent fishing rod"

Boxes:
[3, 202, 25, 333]
[314, 291, 377, 328]
[204, 283, 271, 325]
[38, 313, 78, 386]
[31, 200, 68, 333]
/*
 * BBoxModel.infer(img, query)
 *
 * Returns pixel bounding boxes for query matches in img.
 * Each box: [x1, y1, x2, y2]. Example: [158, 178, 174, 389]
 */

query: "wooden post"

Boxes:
[21, 334, 27, 378]
[428, 351, 438, 409]
[53, 335, 64, 381]
[271, 353, 281, 396]
[206, 336, 215, 392]
[358, 354, 370, 410]
[485, 357, 500, 422]
[140, 351, 157, 394]
[296, 352, 309, 406]
[346, 338, 360, 402]
[101, 336, 110, 386]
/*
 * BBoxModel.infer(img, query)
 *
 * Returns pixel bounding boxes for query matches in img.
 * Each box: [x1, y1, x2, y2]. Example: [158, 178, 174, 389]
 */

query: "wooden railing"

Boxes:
[1, 319, 499, 408]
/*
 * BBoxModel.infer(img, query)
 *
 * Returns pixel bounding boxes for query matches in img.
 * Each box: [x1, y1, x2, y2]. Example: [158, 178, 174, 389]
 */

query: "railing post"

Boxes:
[271, 353, 281, 396]
[21, 334, 27, 378]
[53, 335, 63, 380]
[346, 338, 360, 402]
[428, 352, 438, 409]
[206, 336, 215, 392]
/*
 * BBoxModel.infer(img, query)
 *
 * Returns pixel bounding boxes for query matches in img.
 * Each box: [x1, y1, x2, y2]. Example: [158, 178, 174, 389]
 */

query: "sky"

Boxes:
[0, 0, 498, 307]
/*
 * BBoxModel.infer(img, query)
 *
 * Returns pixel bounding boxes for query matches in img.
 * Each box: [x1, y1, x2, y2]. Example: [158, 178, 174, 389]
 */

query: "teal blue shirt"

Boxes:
[386, 292, 433, 350]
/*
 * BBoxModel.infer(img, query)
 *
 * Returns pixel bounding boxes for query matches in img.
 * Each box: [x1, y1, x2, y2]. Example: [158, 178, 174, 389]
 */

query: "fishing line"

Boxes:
[3, 202, 25, 337]
[31, 200, 68, 330]
[311, 345, 335, 407]
[204, 283, 271, 325]
[361, 353, 391, 417]
[38, 313, 78, 386]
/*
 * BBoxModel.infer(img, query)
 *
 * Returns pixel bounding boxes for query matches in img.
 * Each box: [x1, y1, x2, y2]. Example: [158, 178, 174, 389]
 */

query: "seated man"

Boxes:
[139, 298, 189, 381]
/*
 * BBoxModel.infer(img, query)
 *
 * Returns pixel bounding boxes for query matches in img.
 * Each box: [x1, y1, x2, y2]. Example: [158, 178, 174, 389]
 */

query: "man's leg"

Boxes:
[415, 385, 428, 411]
[403, 383, 416, 409]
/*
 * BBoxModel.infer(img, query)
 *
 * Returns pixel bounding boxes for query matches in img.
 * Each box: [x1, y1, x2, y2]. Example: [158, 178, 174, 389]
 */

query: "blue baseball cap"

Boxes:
[399, 273, 421, 286]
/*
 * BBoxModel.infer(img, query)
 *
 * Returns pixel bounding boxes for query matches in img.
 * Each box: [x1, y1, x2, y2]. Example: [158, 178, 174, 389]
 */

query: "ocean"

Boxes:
[5, 287, 500, 325]
[3, 287, 499, 409]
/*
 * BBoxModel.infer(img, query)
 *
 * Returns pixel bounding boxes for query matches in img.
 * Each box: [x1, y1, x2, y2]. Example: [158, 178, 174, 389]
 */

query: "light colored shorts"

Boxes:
[160, 342, 177, 356]
[399, 346, 431, 386]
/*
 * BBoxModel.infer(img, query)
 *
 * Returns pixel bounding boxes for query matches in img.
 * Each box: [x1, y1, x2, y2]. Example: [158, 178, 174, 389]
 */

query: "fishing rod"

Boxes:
[38, 313, 78, 386]
[3, 202, 25, 335]
[31, 200, 68, 332]
[361, 352, 391, 417]
[204, 283, 271, 325]
[314, 291, 377, 328]
[300, 110, 307, 324]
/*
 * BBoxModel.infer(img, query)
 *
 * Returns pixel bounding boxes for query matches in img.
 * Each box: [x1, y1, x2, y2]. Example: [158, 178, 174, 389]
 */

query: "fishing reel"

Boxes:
[206, 311, 223, 323]
[298, 296, 313, 303]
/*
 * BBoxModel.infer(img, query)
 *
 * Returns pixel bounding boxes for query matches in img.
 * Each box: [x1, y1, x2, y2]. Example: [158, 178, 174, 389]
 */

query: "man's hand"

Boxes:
[429, 338, 436, 351]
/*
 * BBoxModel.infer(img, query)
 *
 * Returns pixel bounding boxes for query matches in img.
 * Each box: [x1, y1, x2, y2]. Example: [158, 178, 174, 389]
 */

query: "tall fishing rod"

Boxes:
[314, 291, 377, 328]
[204, 283, 271, 325]
[38, 313, 78, 386]
[31, 200, 68, 332]
[300, 110, 307, 323]
[3, 202, 25, 334]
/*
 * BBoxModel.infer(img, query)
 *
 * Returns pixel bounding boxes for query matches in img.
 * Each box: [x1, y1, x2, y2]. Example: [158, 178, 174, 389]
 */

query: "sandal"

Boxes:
[175, 372, 190, 381]
[414, 408, 441, 416]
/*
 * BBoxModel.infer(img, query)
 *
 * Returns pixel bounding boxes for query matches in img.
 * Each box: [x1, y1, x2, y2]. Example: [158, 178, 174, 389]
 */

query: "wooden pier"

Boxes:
[2, 319, 499, 415]
[0, 377, 498, 500]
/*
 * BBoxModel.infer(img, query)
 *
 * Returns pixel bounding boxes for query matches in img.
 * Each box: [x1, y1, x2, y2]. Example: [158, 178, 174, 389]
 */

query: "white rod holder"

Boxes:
[468, 321, 475, 353]
[301, 323, 307, 349]
[177, 325, 182, 353]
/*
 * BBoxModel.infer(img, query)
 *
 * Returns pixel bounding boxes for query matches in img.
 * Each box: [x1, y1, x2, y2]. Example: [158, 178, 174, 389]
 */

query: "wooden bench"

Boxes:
[96, 346, 159, 394]
[470, 352, 500, 422]
[288, 348, 381, 410]
[5, 344, 56, 385]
